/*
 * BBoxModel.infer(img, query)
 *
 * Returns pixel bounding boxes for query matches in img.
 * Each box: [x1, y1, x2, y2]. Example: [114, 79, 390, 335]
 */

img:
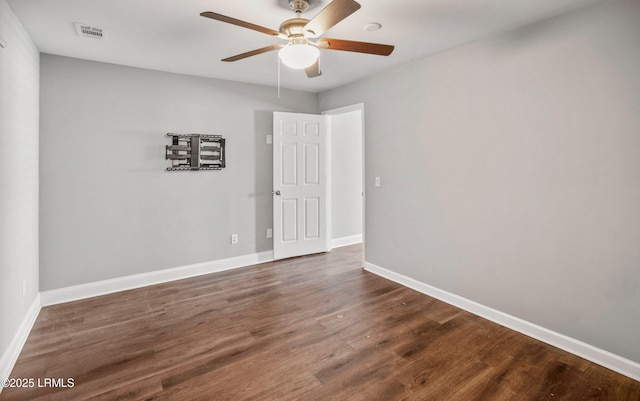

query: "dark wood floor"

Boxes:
[2, 245, 639, 400]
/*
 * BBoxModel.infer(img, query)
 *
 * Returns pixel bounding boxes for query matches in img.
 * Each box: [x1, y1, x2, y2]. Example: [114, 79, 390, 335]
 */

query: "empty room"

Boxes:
[1, 0, 639, 399]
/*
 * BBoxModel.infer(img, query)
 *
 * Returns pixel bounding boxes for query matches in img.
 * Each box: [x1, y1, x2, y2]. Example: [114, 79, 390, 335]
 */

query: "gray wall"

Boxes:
[330, 110, 363, 241]
[39, 55, 318, 290]
[319, 0, 640, 363]
[0, 0, 40, 364]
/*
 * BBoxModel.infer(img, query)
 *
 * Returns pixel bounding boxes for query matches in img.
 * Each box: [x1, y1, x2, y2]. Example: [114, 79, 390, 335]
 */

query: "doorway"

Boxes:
[323, 103, 364, 250]
[271, 104, 364, 260]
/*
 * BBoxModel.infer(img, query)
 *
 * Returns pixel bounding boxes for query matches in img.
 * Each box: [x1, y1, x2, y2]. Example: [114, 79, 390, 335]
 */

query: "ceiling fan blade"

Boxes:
[305, 60, 322, 78]
[303, 0, 361, 38]
[200, 11, 283, 37]
[222, 44, 284, 62]
[317, 38, 394, 56]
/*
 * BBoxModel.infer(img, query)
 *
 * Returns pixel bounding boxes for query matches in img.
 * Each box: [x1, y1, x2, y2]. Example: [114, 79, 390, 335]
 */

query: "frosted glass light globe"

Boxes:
[279, 44, 319, 69]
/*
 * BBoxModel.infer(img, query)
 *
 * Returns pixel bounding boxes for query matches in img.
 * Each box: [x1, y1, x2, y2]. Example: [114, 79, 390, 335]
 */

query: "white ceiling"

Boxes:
[7, 0, 602, 93]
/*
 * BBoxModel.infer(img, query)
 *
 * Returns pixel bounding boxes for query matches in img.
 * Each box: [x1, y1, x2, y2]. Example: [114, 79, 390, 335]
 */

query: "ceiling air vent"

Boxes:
[74, 23, 106, 39]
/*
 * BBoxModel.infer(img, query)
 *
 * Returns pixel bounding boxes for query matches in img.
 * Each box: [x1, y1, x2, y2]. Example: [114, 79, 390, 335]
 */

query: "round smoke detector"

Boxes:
[364, 22, 382, 32]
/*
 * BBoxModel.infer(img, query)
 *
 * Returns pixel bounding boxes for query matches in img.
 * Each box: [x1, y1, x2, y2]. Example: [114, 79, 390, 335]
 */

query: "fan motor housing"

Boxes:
[279, 18, 311, 37]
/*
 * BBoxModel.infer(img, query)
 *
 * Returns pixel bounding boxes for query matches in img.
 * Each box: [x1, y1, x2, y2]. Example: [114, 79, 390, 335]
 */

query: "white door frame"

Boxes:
[322, 103, 365, 252]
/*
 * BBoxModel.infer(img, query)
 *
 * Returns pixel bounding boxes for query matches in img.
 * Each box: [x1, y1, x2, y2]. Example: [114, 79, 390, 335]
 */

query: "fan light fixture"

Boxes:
[279, 41, 319, 69]
[200, 0, 395, 78]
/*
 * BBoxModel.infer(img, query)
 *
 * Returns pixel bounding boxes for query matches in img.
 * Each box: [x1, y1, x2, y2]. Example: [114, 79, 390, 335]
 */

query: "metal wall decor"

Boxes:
[165, 133, 226, 171]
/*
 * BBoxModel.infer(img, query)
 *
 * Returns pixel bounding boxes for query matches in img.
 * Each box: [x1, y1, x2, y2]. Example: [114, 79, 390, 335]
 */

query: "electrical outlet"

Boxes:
[231, 234, 238, 244]
[266, 135, 273, 145]
[266, 228, 273, 239]
[375, 177, 381, 187]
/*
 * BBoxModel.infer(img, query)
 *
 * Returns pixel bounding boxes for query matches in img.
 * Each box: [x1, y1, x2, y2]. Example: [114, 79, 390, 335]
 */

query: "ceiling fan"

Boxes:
[200, 0, 395, 78]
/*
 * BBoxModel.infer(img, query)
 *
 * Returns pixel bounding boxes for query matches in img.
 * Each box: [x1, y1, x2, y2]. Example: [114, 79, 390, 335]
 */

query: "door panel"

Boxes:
[305, 121, 320, 136]
[304, 197, 320, 239]
[281, 199, 298, 242]
[273, 112, 327, 260]
[281, 143, 298, 186]
[304, 143, 320, 185]
[282, 119, 299, 136]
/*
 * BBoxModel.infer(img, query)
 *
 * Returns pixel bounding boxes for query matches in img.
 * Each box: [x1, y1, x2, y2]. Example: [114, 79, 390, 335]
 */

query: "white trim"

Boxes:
[331, 234, 363, 249]
[326, 113, 333, 252]
[364, 261, 640, 382]
[41, 251, 274, 306]
[0, 294, 41, 385]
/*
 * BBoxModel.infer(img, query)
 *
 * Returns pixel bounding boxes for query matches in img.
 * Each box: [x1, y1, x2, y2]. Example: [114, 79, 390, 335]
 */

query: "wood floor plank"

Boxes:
[1, 244, 638, 400]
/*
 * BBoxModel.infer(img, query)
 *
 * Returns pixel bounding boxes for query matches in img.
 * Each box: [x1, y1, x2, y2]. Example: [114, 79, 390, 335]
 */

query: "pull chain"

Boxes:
[277, 56, 281, 99]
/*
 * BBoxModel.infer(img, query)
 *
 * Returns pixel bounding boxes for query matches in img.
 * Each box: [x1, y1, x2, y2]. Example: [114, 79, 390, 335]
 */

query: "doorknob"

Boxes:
[274, 190, 281, 196]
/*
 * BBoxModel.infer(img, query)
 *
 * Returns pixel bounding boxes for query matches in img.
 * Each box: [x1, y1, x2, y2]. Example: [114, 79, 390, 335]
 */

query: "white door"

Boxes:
[273, 112, 328, 260]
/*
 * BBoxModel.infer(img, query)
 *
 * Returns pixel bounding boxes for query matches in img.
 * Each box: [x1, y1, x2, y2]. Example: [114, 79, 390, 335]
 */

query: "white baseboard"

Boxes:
[41, 251, 274, 306]
[364, 262, 640, 382]
[331, 234, 363, 249]
[0, 294, 41, 386]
